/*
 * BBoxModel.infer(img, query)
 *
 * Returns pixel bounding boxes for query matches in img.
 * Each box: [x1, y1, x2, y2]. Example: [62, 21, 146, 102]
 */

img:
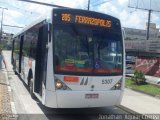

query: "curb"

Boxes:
[117, 105, 153, 120]
[147, 82, 160, 88]
[125, 87, 160, 100]
[116, 105, 140, 115]
[126, 75, 160, 87]
[4, 70, 18, 119]
[125, 77, 160, 99]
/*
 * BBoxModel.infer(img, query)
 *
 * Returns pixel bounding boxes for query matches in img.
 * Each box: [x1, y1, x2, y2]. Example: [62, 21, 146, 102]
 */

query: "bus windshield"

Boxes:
[54, 25, 123, 75]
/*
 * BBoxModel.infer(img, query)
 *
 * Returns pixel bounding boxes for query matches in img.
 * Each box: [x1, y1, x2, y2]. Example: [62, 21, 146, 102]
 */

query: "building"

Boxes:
[125, 23, 160, 40]
[124, 23, 160, 54]
[0, 32, 14, 49]
[124, 23, 160, 76]
[1, 32, 14, 43]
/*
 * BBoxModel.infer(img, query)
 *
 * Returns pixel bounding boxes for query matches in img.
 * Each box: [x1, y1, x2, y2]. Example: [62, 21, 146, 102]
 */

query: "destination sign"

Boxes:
[61, 13, 112, 28]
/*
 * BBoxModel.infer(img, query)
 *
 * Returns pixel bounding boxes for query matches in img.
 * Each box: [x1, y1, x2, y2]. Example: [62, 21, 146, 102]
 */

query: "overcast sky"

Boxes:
[0, 0, 160, 34]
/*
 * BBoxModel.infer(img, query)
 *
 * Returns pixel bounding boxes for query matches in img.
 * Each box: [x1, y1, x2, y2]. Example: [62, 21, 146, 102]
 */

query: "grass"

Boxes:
[0, 43, 9, 50]
[0, 44, 4, 49]
[125, 79, 160, 96]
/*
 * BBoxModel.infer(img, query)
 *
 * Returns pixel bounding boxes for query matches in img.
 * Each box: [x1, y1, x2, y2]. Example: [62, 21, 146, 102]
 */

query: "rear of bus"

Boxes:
[45, 9, 125, 108]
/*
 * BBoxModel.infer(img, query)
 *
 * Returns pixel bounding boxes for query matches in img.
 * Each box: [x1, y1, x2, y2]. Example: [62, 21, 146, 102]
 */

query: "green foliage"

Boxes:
[133, 70, 146, 85]
[0, 41, 9, 50]
[126, 79, 160, 96]
[0, 43, 4, 49]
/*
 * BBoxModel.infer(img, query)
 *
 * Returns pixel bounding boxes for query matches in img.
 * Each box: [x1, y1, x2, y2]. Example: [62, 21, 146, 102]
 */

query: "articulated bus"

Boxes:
[11, 8, 125, 108]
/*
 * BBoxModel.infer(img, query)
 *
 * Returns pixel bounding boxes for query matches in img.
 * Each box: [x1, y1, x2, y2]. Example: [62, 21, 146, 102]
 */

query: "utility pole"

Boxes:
[147, 10, 151, 40]
[0, 7, 7, 42]
[128, 0, 160, 40]
[18, 0, 69, 8]
[88, 0, 90, 10]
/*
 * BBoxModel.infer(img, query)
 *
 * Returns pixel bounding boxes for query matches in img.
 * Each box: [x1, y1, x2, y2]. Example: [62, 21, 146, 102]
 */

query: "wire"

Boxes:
[3, 24, 24, 28]
[133, 0, 137, 7]
[84, 0, 105, 10]
[130, 9, 137, 14]
[128, 0, 130, 7]
[0, 1, 37, 14]
[91, 0, 103, 5]
[136, 0, 139, 8]
[141, 0, 146, 9]
[93, 0, 114, 7]
[128, 0, 135, 7]
[128, 0, 137, 13]
[153, 0, 160, 11]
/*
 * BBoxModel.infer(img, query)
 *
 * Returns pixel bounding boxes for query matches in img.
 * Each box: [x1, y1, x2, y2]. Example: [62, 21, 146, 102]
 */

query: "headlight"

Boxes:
[55, 79, 63, 89]
[55, 78, 72, 90]
[115, 81, 121, 89]
[111, 78, 122, 90]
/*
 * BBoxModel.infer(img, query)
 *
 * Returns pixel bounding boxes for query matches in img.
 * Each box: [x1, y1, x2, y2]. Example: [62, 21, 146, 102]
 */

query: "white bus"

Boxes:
[11, 8, 125, 108]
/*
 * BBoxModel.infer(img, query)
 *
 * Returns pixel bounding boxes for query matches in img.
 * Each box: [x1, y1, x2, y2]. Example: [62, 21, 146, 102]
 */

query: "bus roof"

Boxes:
[13, 8, 120, 38]
[13, 16, 49, 38]
[53, 8, 120, 21]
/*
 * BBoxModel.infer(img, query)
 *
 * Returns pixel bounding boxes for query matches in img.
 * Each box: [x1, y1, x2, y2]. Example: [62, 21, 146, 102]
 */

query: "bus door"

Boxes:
[19, 35, 24, 73]
[20, 35, 25, 79]
[11, 39, 15, 65]
[34, 23, 48, 96]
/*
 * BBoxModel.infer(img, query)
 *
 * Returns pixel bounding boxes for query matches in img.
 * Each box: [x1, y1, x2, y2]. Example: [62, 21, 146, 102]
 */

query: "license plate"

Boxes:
[85, 94, 99, 99]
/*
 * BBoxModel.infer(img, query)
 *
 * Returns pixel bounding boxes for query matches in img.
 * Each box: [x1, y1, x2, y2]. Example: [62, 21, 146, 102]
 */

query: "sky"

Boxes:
[0, 0, 160, 34]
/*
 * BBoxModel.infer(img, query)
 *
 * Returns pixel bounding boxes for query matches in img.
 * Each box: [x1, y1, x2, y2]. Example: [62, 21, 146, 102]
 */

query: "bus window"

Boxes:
[54, 25, 123, 75]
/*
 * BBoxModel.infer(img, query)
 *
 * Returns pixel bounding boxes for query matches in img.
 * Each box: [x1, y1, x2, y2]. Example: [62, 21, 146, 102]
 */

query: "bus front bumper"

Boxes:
[44, 90, 123, 108]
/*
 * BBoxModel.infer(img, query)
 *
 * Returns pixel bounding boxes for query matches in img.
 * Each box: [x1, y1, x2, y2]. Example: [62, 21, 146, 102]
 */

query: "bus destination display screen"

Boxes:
[61, 13, 112, 28]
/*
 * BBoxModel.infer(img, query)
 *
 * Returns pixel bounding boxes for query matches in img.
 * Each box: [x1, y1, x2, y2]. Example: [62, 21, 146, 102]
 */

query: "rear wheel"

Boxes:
[14, 71, 18, 75]
[28, 70, 36, 99]
[13, 62, 18, 75]
[29, 79, 36, 99]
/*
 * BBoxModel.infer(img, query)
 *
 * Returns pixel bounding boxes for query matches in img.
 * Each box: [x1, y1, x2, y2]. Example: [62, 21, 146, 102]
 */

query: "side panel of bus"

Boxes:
[12, 36, 23, 73]
[11, 40, 15, 65]
[12, 21, 49, 100]
[21, 28, 39, 85]
[34, 23, 48, 96]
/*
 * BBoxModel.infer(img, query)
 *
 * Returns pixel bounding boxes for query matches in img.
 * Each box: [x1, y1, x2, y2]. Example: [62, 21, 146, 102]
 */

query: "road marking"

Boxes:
[11, 101, 17, 114]
[8, 86, 11, 92]
[4, 70, 17, 116]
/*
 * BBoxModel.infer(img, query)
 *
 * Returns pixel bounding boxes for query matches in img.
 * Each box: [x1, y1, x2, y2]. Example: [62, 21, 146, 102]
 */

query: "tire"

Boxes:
[13, 63, 16, 74]
[14, 71, 18, 75]
[13, 61, 18, 75]
[29, 80, 36, 100]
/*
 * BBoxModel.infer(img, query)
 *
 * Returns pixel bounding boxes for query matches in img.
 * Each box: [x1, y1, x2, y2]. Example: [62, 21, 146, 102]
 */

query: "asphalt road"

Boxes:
[3, 51, 131, 120]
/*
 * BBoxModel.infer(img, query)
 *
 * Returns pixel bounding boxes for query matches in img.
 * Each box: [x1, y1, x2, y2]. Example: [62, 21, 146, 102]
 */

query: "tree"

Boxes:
[133, 70, 146, 85]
